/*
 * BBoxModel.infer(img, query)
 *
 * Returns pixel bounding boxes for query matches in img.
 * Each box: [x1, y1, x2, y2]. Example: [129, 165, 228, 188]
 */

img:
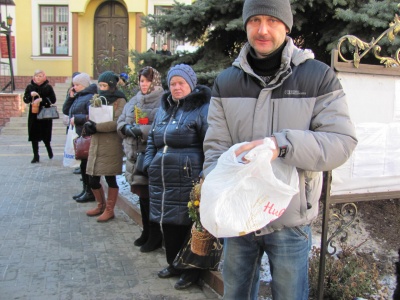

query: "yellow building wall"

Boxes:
[12, 0, 182, 77]
[70, 0, 146, 13]
[75, 0, 97, 76]
[14, 0, 71, 77]
[14, 2, 33, 76]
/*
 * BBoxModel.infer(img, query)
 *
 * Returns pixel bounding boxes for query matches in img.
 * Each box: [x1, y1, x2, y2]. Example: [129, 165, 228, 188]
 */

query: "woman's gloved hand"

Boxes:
[83, 120, 97, 136]
[124, 124, 142, 138]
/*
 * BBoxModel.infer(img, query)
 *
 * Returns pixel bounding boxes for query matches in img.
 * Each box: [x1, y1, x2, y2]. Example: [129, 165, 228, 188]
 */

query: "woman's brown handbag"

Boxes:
[73, 129, 91, 160]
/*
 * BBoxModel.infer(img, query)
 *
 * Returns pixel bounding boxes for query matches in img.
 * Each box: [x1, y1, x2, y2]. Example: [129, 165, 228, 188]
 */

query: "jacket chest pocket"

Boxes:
[182, 156, 192, 179]
[273, 97, 315, 130]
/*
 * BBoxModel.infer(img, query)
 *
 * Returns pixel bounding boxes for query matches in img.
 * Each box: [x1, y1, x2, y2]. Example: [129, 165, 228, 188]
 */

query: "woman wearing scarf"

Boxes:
[23, 70, 57, 163]
[84, 71, 127, 222]
[117, 66, 164, 252]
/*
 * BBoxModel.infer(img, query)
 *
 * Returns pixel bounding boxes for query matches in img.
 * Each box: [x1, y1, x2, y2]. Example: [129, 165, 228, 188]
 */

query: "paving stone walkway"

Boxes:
[0, 134, 220, 300]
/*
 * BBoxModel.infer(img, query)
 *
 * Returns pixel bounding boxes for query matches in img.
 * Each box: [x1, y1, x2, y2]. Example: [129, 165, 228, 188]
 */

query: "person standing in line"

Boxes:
[63, 71, 82, 175]
[118, 72, 129, 88]
[84, 71, 127, 222]
[143, 64, 211, 290]
[147, 42, 159, 54]
[23, 70, 57, 163]
[62, 71, 81, 129]
[68, 73, 98, 203]
[160, 43, 172, 56]
[202, 0, 358, 299]
[117, 66, 164, 252]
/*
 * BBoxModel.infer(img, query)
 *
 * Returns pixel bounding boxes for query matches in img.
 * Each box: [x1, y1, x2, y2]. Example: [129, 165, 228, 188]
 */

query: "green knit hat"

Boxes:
[242, 0, 293, 33]
[98, 71, 119, 89]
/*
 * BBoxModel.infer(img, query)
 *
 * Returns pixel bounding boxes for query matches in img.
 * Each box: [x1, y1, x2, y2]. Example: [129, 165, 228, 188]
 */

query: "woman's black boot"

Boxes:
[31, 141, 40, 163]
[140, 221, 162, 253]
[44, 141, 53, 159]
[174, 269, 200, 290]
[72, 181, 86, 200]
[73, 174, 87, 200]
[75, 185, 95, 203]
[134, 197, 150, 246]
[31, 156, 40, 163]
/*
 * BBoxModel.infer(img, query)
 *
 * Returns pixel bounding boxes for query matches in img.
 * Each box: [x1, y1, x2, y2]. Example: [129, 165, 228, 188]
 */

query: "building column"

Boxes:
[72, 12, 79, 73]
[135, 13, 143, 52]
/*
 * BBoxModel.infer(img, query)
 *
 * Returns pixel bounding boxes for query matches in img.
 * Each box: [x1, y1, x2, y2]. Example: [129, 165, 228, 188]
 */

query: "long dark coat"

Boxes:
[23, 80, 56, 142]
[144, 85, 211, 226]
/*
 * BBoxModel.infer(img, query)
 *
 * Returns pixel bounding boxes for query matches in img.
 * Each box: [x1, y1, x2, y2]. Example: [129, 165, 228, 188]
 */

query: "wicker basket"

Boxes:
[191, 225, 215, 256]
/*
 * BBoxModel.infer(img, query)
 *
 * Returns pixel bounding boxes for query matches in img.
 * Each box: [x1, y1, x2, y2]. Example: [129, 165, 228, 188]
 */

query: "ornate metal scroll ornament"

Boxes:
[326, 203, 358, 255]
[337, 14, 400, 68]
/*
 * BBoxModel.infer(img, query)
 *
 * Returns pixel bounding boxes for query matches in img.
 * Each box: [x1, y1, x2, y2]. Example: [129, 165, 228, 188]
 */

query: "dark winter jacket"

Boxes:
[62, 87, 76, 115]
[23, 80, 56, 142]
[68, 84, 97, 136]
[144, 85, 211, 225]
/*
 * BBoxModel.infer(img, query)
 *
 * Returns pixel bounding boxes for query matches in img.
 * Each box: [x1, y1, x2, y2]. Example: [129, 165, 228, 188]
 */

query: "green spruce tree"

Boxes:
[131, 0, 400, 87]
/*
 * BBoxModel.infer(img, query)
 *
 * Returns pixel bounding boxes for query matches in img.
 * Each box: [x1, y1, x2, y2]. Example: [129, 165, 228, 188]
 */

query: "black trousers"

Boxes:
[88, 175, 118, 189]
[162, 223, 192, 265]
[80, 159, 88, 184]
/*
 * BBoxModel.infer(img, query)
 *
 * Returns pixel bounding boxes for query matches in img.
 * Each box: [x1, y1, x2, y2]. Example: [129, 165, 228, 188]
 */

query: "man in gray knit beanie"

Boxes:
[242, 0, 293, 33]
[203, 0, 357, 299]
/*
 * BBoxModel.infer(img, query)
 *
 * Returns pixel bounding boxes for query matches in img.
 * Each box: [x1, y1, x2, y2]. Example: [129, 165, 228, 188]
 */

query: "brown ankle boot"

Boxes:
[86, 186, 106, 216]
[97, 187, 119, 222]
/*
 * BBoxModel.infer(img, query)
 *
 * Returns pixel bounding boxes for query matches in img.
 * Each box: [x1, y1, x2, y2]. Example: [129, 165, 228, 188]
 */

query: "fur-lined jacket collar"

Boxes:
[161, 85, 211, 112]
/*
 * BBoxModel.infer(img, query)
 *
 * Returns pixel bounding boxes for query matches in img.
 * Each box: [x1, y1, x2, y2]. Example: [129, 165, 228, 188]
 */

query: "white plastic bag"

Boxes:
[62, 114, 69, 126]
[200, 138, 299, 238]
[63, 126, 80, 168]
[89, 98, 113, 123]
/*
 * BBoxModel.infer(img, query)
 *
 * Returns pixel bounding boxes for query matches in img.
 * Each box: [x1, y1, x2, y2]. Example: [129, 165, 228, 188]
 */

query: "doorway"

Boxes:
[93, 1, 128, 78]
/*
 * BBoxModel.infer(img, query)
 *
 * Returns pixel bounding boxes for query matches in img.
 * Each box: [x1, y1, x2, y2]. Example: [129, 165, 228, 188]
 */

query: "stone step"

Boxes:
[4, 118, 65, 127]
[22, 101, 65, 109]
[1, 127, 67, 136]
[1, 81, 92, 136]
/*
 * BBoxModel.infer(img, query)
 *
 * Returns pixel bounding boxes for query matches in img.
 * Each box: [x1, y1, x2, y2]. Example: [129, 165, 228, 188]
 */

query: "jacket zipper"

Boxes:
[159, 105, 178, 227]
[271, 101, 275, 135]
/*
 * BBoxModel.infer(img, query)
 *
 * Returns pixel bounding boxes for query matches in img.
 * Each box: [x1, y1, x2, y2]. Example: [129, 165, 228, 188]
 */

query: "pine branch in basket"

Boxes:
[187, 182, 204, 232]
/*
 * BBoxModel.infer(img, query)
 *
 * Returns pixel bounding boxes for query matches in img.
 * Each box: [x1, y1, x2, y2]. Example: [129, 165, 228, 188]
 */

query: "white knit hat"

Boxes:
[72, 73, 91, 88]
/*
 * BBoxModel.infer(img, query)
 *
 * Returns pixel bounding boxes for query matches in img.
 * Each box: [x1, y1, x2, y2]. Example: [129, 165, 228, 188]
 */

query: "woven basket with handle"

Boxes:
[190, 225, 215, 256]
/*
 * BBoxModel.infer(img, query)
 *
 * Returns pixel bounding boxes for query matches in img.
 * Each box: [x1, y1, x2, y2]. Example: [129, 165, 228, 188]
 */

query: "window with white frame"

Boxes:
[154, 6, 182, 54]
[40, 5, 68, 56]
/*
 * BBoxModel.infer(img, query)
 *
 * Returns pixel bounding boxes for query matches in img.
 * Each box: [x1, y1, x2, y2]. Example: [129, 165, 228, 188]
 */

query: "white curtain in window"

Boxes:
[41, 25, 54, 54]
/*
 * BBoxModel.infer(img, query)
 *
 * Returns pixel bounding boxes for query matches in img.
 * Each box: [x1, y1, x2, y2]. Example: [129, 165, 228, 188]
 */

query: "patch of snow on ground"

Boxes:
[117, 164, 139, 207]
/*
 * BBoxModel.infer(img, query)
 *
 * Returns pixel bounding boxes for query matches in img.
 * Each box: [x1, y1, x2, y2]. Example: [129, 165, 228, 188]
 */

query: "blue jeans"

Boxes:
[222, 225, 312, 300]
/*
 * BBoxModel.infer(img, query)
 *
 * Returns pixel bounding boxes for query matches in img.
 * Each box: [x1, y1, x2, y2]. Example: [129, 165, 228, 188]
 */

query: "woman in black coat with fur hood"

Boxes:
[144, 64, 210, 290]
